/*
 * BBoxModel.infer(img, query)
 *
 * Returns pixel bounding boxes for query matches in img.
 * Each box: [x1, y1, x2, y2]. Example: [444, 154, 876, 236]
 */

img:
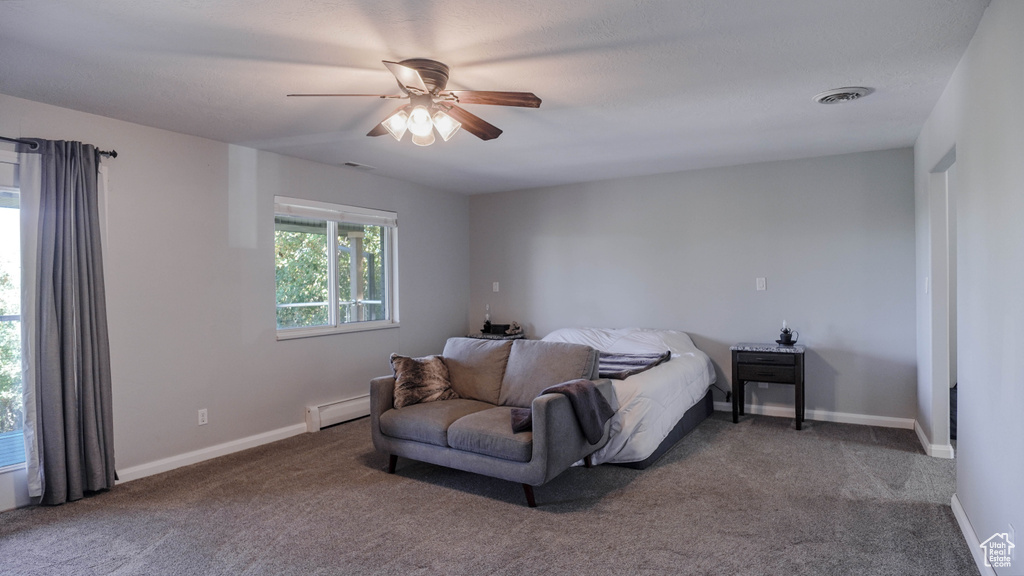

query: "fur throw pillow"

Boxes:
[390, 353, 459, 409]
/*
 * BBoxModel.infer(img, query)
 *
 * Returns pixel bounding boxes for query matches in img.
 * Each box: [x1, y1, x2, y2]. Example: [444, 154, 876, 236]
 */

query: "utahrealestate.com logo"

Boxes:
[980, 532, 1015, 570]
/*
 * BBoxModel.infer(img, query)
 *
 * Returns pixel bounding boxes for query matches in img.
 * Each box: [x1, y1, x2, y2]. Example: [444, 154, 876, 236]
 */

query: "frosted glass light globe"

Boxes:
[381, 109, 409, 141]
[411, 131, 435, 146]
[407, 106, 433, 137]
[431, 110, 461, 141]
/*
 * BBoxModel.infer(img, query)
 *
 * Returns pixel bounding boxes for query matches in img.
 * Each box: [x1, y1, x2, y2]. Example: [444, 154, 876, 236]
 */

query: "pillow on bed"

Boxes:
[605, 329, 685, 356]
[544, 327, 700, 358]
[390, 353, 459, 409]
[543, 327, 621, 351]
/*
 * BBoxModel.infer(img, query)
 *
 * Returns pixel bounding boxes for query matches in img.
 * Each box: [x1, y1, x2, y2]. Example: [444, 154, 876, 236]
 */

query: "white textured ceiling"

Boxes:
[0, 0, 988, 194]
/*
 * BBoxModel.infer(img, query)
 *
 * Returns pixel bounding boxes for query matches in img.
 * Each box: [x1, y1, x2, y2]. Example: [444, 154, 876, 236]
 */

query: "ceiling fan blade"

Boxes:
[444, 105, 503, 141]
[367, 104, 411, 137]
[287, 93, 405, 98]
[442, 91, 542, 108]
[383, 60, 429, 94]
[367, 123, 389, 137]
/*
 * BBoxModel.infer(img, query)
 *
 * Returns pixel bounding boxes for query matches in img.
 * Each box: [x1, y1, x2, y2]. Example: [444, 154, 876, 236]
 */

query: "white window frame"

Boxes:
[274, 196, 399, 340]
[0, 150, 26, 475]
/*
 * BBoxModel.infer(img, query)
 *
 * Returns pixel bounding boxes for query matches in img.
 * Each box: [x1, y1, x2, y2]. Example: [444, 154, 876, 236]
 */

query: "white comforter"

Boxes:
[542, 327, 716, 465]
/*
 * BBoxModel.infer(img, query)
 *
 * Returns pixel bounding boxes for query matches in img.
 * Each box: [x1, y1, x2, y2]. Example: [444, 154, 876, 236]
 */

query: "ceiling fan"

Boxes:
[287, 58, 541, 146]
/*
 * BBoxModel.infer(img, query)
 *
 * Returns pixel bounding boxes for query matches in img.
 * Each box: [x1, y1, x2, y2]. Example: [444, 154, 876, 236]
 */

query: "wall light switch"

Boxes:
[756, 277, 767, 291]
[493, 282, 500, 292]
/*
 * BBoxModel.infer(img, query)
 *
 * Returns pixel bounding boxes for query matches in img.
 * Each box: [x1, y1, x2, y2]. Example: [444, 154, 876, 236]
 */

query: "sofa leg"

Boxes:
[584, 454, 594, 468]
[387, 454, 397, 474]
[522, 484, 537, 508]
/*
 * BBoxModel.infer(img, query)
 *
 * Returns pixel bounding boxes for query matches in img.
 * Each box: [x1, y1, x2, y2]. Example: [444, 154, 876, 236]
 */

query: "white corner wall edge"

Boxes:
[713, 402, 915, 430]
[952, 493, 996, 576]
[116, 423, 307, 483]
[915, 419, 956, 458]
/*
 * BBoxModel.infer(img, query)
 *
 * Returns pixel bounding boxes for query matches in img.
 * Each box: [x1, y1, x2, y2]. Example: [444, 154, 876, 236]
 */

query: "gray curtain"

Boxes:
[18, 139, 115, 505]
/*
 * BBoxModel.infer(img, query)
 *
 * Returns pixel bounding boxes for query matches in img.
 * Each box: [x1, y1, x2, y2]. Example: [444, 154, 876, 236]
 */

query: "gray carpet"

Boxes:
[0, 413, 977, 576]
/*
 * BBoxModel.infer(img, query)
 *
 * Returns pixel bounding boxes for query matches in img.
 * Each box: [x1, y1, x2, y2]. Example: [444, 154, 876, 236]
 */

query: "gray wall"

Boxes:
[470, 149, 917, 420]
[0, 93, 470, 473]
[916, 0, 1023, 555]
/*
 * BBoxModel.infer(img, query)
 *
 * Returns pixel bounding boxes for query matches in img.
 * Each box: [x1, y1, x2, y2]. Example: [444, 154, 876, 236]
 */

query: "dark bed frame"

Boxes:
[612, 388, 714, 470]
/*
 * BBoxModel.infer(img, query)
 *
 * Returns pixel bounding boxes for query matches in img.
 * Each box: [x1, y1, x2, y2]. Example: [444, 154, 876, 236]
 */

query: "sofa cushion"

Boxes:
[448, 407, 533, 463]
[379, 399, 493, 447]
[390, 353, 459, 409]
[499, 340, 600, 408]
[442, 338, 513, 404]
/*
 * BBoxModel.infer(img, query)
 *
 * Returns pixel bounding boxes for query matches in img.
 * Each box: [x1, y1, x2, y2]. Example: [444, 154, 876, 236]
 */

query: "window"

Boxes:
[0, 153, 24, 468]
[274, 196, 398, 339]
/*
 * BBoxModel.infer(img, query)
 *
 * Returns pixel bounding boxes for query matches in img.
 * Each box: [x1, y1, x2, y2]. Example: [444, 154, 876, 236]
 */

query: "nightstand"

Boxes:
[731, 343, 806, 430]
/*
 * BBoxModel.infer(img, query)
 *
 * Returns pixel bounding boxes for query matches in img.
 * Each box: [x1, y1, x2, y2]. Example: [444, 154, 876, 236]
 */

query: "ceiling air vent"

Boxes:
[813, 87, 873, 104]
[343, 161, 375, 170]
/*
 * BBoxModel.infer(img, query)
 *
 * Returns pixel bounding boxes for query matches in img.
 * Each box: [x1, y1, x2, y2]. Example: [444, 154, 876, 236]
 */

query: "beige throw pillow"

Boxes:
[390, 353, 459, 409]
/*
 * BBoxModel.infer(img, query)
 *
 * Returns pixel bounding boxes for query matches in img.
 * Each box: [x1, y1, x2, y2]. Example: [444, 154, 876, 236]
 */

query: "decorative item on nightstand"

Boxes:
[472, 317, 525, 340]
[776, 320, 799, 346]
[488, 323, 511, 334]
[469, 323, 524, 340]
[485, 320, 522, 335]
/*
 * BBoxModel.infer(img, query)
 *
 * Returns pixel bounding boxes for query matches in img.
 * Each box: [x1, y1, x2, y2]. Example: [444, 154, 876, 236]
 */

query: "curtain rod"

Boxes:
[0, 135, 117, 158]
[0, 135, 38, 149]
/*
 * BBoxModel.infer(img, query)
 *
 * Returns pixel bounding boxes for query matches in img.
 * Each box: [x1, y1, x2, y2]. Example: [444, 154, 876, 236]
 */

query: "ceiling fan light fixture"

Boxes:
[290, 59, 541, 145]
[408, 105, 434, 137]
[382, 109, 409, 141]
[432, 110, 461, 141]
[411, 131, 435, 147]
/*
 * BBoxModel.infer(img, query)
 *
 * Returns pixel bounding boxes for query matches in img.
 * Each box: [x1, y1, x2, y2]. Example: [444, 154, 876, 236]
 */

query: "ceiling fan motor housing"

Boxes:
[398, 58, 450, 93]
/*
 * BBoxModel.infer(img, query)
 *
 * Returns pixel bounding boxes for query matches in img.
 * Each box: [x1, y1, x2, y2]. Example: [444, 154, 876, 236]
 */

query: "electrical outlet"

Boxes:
[198, 408, 208, 426]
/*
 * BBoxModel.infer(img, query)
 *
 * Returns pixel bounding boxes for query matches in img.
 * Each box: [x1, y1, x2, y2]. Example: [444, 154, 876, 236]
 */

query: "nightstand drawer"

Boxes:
[735, 352, 796, 366]
[737, 364, 796, 383]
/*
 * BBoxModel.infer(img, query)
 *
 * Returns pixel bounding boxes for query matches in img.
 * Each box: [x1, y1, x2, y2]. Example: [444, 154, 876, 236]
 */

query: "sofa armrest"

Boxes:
[528, 379, 614, 484]
[370, 376, 395, 441]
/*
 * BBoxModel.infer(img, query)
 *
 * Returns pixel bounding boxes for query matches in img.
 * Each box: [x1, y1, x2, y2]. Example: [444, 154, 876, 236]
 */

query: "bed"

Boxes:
[542, 327, 717, 468]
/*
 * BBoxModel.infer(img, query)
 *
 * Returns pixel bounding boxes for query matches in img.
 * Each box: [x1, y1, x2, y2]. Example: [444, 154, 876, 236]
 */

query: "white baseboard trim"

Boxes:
[713, 401, 915, 430]
[914, 420, 955, 459]
[952, 493, 995, 576]
[306, 394, 371, 432]
[116, 423, 307, 483]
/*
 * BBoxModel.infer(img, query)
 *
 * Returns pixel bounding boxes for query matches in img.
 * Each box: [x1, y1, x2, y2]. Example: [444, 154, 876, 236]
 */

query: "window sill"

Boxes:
[0, 462, 26, 475]
[276, 321, 400, 341]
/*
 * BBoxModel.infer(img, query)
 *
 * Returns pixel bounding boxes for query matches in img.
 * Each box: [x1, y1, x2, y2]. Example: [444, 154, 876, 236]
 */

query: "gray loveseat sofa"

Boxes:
[370, 337, 614, 507]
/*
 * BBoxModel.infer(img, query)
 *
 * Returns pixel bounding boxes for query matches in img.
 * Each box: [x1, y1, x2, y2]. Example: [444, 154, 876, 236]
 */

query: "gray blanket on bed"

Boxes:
[510, 379, 613, 444]
[598, 350, 671, 379]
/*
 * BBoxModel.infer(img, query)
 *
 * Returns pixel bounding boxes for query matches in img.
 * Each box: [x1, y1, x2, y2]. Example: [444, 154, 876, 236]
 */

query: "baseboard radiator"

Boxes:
[306, 395, 371, 432]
